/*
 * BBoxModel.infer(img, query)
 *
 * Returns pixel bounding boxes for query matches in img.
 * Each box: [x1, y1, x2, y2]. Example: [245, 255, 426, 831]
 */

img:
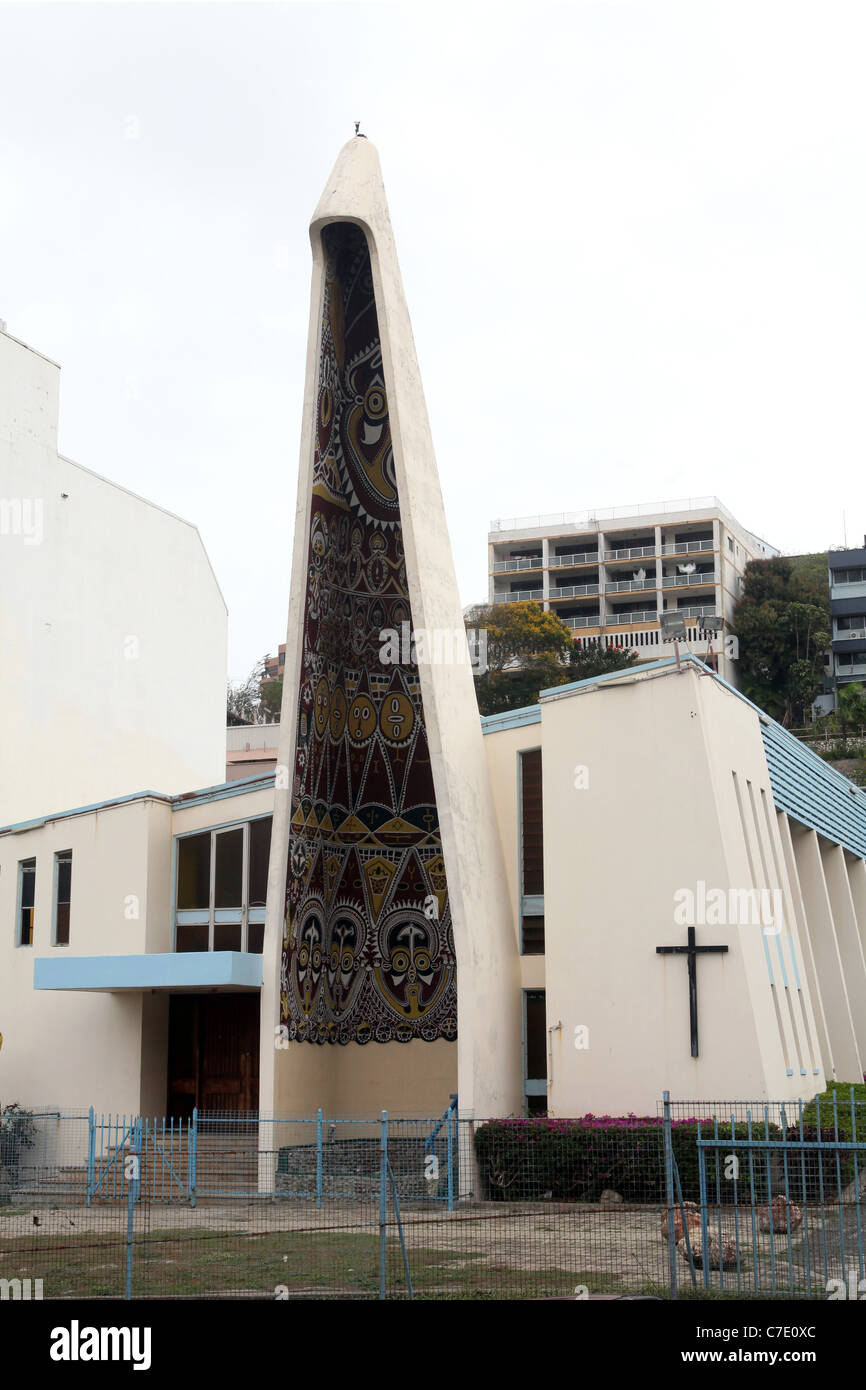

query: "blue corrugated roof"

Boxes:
[759, 719, 866, 859]
[484, 653, 866, 858]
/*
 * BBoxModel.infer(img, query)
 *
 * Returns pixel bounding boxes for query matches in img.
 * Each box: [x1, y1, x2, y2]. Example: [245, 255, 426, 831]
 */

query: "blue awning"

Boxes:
[34, 951, 263, 993]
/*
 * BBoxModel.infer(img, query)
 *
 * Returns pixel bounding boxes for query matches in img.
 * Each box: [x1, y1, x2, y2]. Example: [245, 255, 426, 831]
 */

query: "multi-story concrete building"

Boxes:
[488, 496, 777, 683]
[828, 542, 866, 695]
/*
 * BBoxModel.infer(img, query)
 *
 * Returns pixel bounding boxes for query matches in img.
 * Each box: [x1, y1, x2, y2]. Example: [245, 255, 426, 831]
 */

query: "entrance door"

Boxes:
[167, 994, 260, 1118]
[523, 989, 548, 1116]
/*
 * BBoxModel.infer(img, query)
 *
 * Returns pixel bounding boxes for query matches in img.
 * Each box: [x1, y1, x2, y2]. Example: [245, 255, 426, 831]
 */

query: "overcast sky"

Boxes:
[2, 1, 864, 681]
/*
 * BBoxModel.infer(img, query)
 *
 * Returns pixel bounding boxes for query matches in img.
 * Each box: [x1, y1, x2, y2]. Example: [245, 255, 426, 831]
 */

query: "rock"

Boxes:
[661, 1201, 702, 1243]
[599, 1189, 623, 1204]
[679, 1234, 738, 1271]
[758, 1194, 803, 1233]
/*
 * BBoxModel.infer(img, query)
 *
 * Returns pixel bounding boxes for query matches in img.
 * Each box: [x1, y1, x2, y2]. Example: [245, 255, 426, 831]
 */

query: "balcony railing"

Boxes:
[549, 583, 599, 599]
[493, 590, 543, 603]
[562, 615, 601, 630]
[837, 662, 866, 677]
[492, 557, 543, 573]
[676, 605, 717, 620]
[605, 578, 658, 593]
[662, 571, 717, 588]
[603, 545, 656, 561]
[661, 540, 715, 555]
[548, 551, 599, 568]
[606, 611, 659, 626]
[834, 627, 866, 641]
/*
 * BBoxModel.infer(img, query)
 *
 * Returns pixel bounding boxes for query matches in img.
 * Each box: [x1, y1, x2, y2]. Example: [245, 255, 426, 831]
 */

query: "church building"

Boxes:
[2, 138, 865, 1132]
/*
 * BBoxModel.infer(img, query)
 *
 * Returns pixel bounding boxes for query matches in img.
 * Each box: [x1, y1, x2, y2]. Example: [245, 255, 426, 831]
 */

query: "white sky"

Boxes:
[1, 0, 864, 681]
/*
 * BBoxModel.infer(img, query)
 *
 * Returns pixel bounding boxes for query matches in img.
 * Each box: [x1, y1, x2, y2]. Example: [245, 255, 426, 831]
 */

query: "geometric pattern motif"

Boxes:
[281, 221, 456, 1044]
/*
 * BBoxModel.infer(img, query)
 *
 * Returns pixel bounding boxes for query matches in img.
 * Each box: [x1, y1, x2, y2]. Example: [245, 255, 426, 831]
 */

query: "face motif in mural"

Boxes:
[281, 221, 456, 1048]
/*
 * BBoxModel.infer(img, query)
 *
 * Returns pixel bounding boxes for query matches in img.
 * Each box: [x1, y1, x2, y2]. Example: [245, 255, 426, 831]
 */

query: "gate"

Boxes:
[664, 1089, 866, 1297]
[87, 1110, 197, 1204]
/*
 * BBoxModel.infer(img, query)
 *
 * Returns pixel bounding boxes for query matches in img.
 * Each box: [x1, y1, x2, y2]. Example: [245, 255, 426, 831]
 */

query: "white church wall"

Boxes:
[0, 328, 228, 830]
[695, 675, 824, 1096]
[538, 665, 823, 1115]
[0, 798, 166, 1113]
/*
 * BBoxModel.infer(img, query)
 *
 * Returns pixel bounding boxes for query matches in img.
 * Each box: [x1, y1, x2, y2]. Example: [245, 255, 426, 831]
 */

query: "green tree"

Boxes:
[835, 682, 866, 735]
[734, 556, 830, 725]
[568, 638, 638, 680]
[259, 677, 283, 723]
[467, 601, 573, 715]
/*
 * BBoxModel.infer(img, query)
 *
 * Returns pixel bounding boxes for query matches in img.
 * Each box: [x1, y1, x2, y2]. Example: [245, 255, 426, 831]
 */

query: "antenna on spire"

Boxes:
[354, 120, 366, 138]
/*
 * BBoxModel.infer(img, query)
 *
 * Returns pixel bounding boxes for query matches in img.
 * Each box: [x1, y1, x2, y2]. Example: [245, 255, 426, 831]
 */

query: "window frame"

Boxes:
[17, 858, 36, 948]
[173, 813, 272, 954]
[517, 747, 545, 955]
[52, 850, 73, 947]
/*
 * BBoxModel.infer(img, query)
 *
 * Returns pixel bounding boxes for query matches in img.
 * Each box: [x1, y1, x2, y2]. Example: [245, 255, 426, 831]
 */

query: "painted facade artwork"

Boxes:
[281, 222, 456, 1045]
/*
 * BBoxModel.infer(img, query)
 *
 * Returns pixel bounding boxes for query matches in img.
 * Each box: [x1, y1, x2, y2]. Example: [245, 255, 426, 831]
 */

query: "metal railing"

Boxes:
[549, 583, 599, 599]
[605, 578, 657, 593]
[492, 590, 543, 603]
[604, 544, 656, 561]
[562, 615, 602, 630]
[662, 572, 717, 587]
[662, 540, 715, 555]
[492, 557, 543, 573]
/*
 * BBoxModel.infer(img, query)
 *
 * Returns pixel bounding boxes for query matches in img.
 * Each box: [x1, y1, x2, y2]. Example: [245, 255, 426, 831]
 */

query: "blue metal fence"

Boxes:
[663, 1088, 866, 1298]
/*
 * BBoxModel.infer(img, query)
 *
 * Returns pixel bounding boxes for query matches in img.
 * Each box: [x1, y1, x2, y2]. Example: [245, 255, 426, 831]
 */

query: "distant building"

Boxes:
[488, 496, 777, 684]
[828, 542, 866, 696]
[264, 644, 286, 682]
[226, 723, 279, 781]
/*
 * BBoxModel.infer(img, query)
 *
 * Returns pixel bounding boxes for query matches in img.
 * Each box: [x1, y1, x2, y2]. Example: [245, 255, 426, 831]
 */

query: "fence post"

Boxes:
[125, 1117, 141, 1301]
[379, 1109, 388, 1300]
[663, 1091, 678, 1300]
[86, 1108, 95, 1207]
[316, 1108, 323, 1209]
[189, 1108, 197, 1208]
[446, 1105, 454, 1213]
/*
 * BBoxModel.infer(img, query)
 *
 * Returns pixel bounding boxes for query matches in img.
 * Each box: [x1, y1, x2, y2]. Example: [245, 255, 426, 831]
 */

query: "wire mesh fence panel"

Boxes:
[4, 1098, 863, 1299]
[666, 1093, 866, 1298]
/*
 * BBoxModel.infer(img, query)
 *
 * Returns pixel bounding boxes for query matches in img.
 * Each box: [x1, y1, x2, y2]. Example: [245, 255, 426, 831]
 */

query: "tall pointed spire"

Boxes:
[262, 138, 521, 1117]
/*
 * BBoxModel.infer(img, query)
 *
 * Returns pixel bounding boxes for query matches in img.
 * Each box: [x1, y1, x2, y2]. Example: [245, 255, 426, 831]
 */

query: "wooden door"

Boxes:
[167, 994, 259, 1117]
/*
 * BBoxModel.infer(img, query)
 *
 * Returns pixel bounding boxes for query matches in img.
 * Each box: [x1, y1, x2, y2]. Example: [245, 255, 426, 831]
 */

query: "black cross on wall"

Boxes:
[656, 926, 728, 1058]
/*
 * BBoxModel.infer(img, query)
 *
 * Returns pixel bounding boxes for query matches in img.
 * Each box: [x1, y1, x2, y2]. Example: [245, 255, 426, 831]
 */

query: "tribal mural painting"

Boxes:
[281, 222, 457, 1046]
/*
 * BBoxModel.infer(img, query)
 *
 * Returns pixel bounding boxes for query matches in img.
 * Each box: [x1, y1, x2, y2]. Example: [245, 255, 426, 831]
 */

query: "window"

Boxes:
[53, 852, 72, 946]
[519, 749, 544, 954]
[727, 537, 734, 552]
[524, 990, 548, 1115]
[835, 567, 866, 585]
[174, 816, 272, 954]
[17, 859, 35, 946]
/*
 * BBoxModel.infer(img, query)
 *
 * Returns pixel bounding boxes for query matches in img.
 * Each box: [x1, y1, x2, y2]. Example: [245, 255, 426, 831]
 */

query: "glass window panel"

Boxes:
[247, 922, 265, 955]
[177, 833, 211, 910]
[248, 817, 272, 907]
[214, 829, 243, 908]
[214, 922, 242, 952]
[176, 922, 209, 952]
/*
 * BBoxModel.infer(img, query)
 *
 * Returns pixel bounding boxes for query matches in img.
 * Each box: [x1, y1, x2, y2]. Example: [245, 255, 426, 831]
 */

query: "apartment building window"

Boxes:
[17, 859, 36, 947]
[53, 852, 72, 946]
[835, 567, 866, 586]
[519, 748, 544, 954]
[175, 816, 272, 954]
